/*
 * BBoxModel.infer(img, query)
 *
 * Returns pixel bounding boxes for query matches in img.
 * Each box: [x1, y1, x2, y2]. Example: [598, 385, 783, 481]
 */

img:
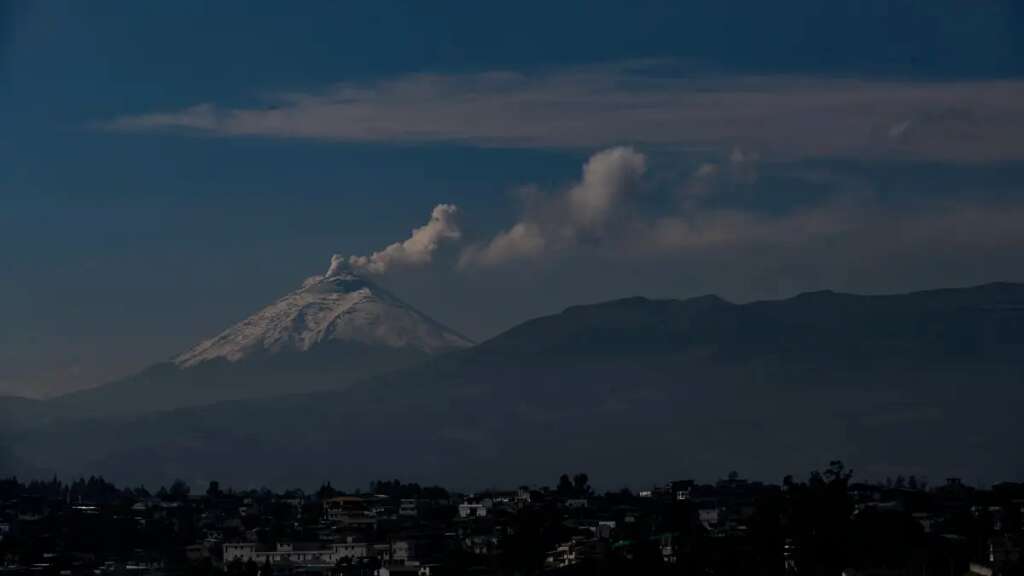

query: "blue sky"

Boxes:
[2, 1, 1024, 396]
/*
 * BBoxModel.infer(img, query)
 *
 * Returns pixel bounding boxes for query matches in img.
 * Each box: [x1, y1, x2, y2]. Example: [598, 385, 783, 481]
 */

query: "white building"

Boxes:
[458, 503, 488, 518]
[390, 540, 415, 563]
[223, 538, 368, 566]
[399, 499, 419, 517]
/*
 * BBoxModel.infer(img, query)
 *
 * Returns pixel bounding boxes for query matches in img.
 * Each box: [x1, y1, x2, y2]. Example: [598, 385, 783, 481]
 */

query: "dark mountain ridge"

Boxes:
[474, 282, 1024, 366]
[3, 282, 1022, 489]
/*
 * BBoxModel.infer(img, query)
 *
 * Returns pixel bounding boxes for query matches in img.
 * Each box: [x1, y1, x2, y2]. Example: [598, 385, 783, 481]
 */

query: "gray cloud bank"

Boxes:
[104, 63, 1024, 163]
[456, 146, 1024, 282]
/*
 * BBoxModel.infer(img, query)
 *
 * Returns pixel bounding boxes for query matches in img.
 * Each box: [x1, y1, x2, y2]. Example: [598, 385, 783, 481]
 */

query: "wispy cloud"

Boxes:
[103, 63, 1024, 163]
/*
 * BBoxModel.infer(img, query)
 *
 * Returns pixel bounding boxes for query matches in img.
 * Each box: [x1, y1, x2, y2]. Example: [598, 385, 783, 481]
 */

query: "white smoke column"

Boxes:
[567, 146, 647, 233]
[324, 254, 350, 278]
[459, 146, 647, 268]
[340, 203, 462, 275]
[458, 221, 546, 269]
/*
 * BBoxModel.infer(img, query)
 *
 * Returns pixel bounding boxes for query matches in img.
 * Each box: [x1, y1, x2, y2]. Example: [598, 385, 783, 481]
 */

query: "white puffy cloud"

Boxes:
[330, 204, 462, 276]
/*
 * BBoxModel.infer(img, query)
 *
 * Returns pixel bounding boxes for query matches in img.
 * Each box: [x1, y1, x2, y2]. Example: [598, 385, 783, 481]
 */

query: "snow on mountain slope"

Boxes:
[174, 266, 472, 368]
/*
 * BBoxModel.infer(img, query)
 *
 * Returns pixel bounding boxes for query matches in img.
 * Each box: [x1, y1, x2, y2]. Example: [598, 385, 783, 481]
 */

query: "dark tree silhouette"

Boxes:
[787, 460, 854, 576]
[557, 474, 574, 496]
[206, 480, 221, 498]
[572, 473, 591, 496]
[167, 479, 190, 500]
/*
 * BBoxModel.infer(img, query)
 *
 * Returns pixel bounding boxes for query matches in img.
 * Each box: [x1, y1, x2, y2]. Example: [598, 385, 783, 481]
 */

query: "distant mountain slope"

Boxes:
[475, 282, 1024, 362]
[0, 396, 47, 433]
[5, 283, 1023, 488]
[176, 270, 471, 367]
[41, 267, 471, 419]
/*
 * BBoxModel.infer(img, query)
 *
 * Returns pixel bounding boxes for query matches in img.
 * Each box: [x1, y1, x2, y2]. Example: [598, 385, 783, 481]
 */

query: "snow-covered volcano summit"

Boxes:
[175, 265, 472, 368]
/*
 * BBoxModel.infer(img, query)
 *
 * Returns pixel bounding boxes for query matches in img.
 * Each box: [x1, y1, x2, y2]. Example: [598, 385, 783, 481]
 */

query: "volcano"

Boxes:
[48, 261, 471, 419]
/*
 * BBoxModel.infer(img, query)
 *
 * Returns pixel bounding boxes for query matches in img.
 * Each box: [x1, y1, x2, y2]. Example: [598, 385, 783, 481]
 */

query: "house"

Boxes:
[659, 533, 677, 564]
[515, 488, 532, 505]
[462, 533, 498, 556]
[698, 507, 720, 529]
[323, 496, 372, 520]
[672, 480, 696, 501]
[546, 541, 579, 569]
[457, 503, 488, 518]
[593, 521, 615, 540]
[545, 538, 596, 569]
[565, 498, 588, 509]
[399, 499, 418, 517]
[390, 540, 414, 563]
